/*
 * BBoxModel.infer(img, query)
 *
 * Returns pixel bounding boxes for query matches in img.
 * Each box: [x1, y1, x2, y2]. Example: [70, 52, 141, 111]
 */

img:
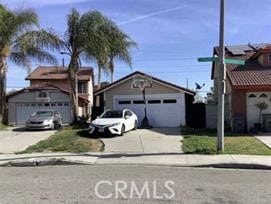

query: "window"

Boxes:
[78, 82, 87, 93]
[37, 103, 43, 107]
[58, 103, 63, 106]
[269, 54, 271, 62]
[25, 104, 30, 107]
[44, 103, 50, 106]
[38, 91, 47, 98]
[163, 99, 177, 104]
[51, 103, 56, 106]
[118, 100, 131, 105]
[133, 100, 144, 104]
[64, 103, 69, 106]
[31, 104, 36, 107]
[248, 93, 257, 98]
[148, 100, 161, 104]
[260, 93, 268, 98]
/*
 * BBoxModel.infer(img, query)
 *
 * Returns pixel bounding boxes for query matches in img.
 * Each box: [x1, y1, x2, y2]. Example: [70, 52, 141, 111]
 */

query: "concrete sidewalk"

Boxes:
[254, 133, 271, 148]
[0, 152, 271, 168]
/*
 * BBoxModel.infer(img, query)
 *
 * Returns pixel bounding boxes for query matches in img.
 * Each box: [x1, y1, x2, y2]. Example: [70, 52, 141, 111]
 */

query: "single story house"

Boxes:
[94, 71, 195, 127]
[212, 43, 271, 132]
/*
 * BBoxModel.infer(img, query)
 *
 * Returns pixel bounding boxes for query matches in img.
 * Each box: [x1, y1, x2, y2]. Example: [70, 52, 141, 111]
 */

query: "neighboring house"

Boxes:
[7, 66, 93, 125]
[212, 43, 271, 132]
[94, 71, 195, 127]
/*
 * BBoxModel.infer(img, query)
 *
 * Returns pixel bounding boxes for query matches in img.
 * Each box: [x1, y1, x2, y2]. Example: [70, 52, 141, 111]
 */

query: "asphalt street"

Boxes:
[0, 165, 271, 203]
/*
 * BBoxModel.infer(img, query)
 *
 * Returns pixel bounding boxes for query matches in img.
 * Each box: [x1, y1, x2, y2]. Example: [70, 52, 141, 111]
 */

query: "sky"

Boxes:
[2, 0, 271, 94]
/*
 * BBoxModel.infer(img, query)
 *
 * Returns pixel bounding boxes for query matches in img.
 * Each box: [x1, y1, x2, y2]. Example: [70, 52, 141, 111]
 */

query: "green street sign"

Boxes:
[225, 58, 245, 65]
[198, 57, 218, 62]
[197, 57, 245, 65]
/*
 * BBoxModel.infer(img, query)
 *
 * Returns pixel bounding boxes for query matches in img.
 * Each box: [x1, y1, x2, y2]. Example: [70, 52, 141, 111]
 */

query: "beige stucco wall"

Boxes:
[104, 77, 182, 109]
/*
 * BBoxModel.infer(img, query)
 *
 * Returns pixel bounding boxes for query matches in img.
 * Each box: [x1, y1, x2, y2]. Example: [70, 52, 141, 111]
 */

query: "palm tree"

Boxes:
[0, 5, 62, 123]
[58, 9, 111, 118]
[106, 26, 137, 83]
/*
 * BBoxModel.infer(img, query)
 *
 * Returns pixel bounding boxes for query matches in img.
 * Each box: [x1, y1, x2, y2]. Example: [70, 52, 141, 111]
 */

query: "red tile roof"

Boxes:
[26, 66, 93, 81]
[212, 44, 271, 88]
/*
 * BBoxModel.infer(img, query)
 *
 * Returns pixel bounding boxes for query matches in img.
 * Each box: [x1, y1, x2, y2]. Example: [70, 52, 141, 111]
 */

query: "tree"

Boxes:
[58, 9, 112, 118]
[255, 101, 268, 124]
[106, 26, 137, 83]
[0, 5, 62, 123]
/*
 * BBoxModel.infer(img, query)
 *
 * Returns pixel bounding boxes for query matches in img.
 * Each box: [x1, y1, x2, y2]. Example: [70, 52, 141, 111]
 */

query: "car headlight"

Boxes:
[111, 122, 121, 126]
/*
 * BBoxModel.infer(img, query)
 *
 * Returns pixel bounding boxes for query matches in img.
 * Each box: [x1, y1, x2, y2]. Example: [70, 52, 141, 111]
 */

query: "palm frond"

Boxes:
[13, 29, 65, 51]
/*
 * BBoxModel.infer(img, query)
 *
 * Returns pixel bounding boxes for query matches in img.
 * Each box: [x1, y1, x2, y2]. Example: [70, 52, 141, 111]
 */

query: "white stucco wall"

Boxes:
[246, 92, 271, 130]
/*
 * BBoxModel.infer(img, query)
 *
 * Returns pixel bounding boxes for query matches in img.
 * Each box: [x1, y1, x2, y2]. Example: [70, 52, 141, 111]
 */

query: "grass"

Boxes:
[18, 124, 104, 154]
[181, 127, 271, 155]
[0, 123, 7, 131]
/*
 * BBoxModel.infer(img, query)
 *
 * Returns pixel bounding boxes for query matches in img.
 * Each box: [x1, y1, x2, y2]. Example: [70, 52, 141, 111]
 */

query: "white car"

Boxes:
[89, 109, 138, 136]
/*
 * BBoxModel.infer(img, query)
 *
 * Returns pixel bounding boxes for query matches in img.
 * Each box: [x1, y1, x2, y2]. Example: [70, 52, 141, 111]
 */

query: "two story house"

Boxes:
[212, 43, 271, 132]
[7, 66, 93, 125]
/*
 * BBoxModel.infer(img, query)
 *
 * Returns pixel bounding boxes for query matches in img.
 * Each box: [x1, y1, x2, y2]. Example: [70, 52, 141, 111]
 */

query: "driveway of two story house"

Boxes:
[0, 127, 55, 153]
[102, 128, 183, 153]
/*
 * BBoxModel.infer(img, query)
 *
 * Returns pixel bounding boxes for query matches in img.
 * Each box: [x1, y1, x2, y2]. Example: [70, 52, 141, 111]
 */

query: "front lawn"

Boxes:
[0, 123, 7, 131]
[181, 127, 271, 155]
[18, 125, 104, 154]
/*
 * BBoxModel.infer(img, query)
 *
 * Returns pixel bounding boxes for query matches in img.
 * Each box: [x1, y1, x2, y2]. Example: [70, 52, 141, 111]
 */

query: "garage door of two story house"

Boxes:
[16, 102, 71, 124]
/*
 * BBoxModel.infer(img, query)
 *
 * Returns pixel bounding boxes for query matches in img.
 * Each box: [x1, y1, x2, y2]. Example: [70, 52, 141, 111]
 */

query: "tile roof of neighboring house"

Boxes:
[7, 83, 89, 102]
[94, 71, 195, 95]
[211, 43, 271, 88]
[25, 66, 93, 81]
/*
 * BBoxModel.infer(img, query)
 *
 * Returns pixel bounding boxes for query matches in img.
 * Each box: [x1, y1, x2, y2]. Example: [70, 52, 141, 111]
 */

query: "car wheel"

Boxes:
[59, 119, 63, 128]
[133, 120, 138, 130]
[120, 125, 125, 136]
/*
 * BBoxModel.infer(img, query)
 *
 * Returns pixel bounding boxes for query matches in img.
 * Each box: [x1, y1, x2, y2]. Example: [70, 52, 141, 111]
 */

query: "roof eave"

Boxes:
[94, 71, 195, 96]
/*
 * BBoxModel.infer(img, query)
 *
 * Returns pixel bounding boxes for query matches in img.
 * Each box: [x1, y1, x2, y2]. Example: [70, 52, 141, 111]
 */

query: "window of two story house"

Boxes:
[78, 82, 87, 93]
[269, 53, 271, 63]
[38, 91, 48, 98]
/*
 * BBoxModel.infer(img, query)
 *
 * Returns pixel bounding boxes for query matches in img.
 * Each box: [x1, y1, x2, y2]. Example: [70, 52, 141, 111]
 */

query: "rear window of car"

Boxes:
[101, 111, 123, 118]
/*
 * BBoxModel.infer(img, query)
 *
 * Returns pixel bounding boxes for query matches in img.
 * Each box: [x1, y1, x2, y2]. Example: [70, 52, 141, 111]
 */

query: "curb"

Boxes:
[1, 157, 271, 170]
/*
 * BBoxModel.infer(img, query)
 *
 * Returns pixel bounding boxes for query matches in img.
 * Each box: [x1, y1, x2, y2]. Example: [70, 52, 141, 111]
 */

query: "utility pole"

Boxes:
[217, 0, 225, 152]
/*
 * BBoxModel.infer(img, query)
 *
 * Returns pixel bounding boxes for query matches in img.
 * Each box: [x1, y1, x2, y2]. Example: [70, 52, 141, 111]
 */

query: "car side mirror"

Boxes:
[125, 115, 130, 120]
[97, 116, 100, 119]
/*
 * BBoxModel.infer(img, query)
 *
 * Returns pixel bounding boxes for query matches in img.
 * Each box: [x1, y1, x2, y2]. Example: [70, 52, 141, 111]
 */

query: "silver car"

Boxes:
[26, 110, 63, 130]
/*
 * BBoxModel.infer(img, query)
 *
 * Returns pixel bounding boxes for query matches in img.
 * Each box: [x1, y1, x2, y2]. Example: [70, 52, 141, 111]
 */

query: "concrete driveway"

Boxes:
[102, 128, 182, 153]
[0, 127, 55, 153]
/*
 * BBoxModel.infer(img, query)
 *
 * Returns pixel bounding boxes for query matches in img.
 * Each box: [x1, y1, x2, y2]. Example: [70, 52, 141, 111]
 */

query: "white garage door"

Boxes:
[114, 94, 185, 127]
[16, 102, 72, 125]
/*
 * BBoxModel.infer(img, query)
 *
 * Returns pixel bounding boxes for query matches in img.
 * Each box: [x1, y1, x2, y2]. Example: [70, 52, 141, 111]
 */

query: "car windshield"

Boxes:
[33, 111, 53, 117]
[101, 110, 123, 118]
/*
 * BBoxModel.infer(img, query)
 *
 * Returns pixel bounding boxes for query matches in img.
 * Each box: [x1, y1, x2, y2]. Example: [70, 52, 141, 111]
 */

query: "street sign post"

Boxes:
[197, 57, 245, 65]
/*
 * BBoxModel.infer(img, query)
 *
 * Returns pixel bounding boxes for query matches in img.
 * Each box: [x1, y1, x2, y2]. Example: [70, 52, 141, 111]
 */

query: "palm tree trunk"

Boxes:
[109, 57, 114, 83]
[68, 64, 79, 122]
[96, 63, 102, 107]
[0, 56, 7, 124]
[97, 63, 102, 89]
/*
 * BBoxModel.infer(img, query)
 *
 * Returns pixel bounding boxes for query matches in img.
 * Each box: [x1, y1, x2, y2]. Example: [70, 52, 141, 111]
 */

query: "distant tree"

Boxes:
[105, 25, 137, 83]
